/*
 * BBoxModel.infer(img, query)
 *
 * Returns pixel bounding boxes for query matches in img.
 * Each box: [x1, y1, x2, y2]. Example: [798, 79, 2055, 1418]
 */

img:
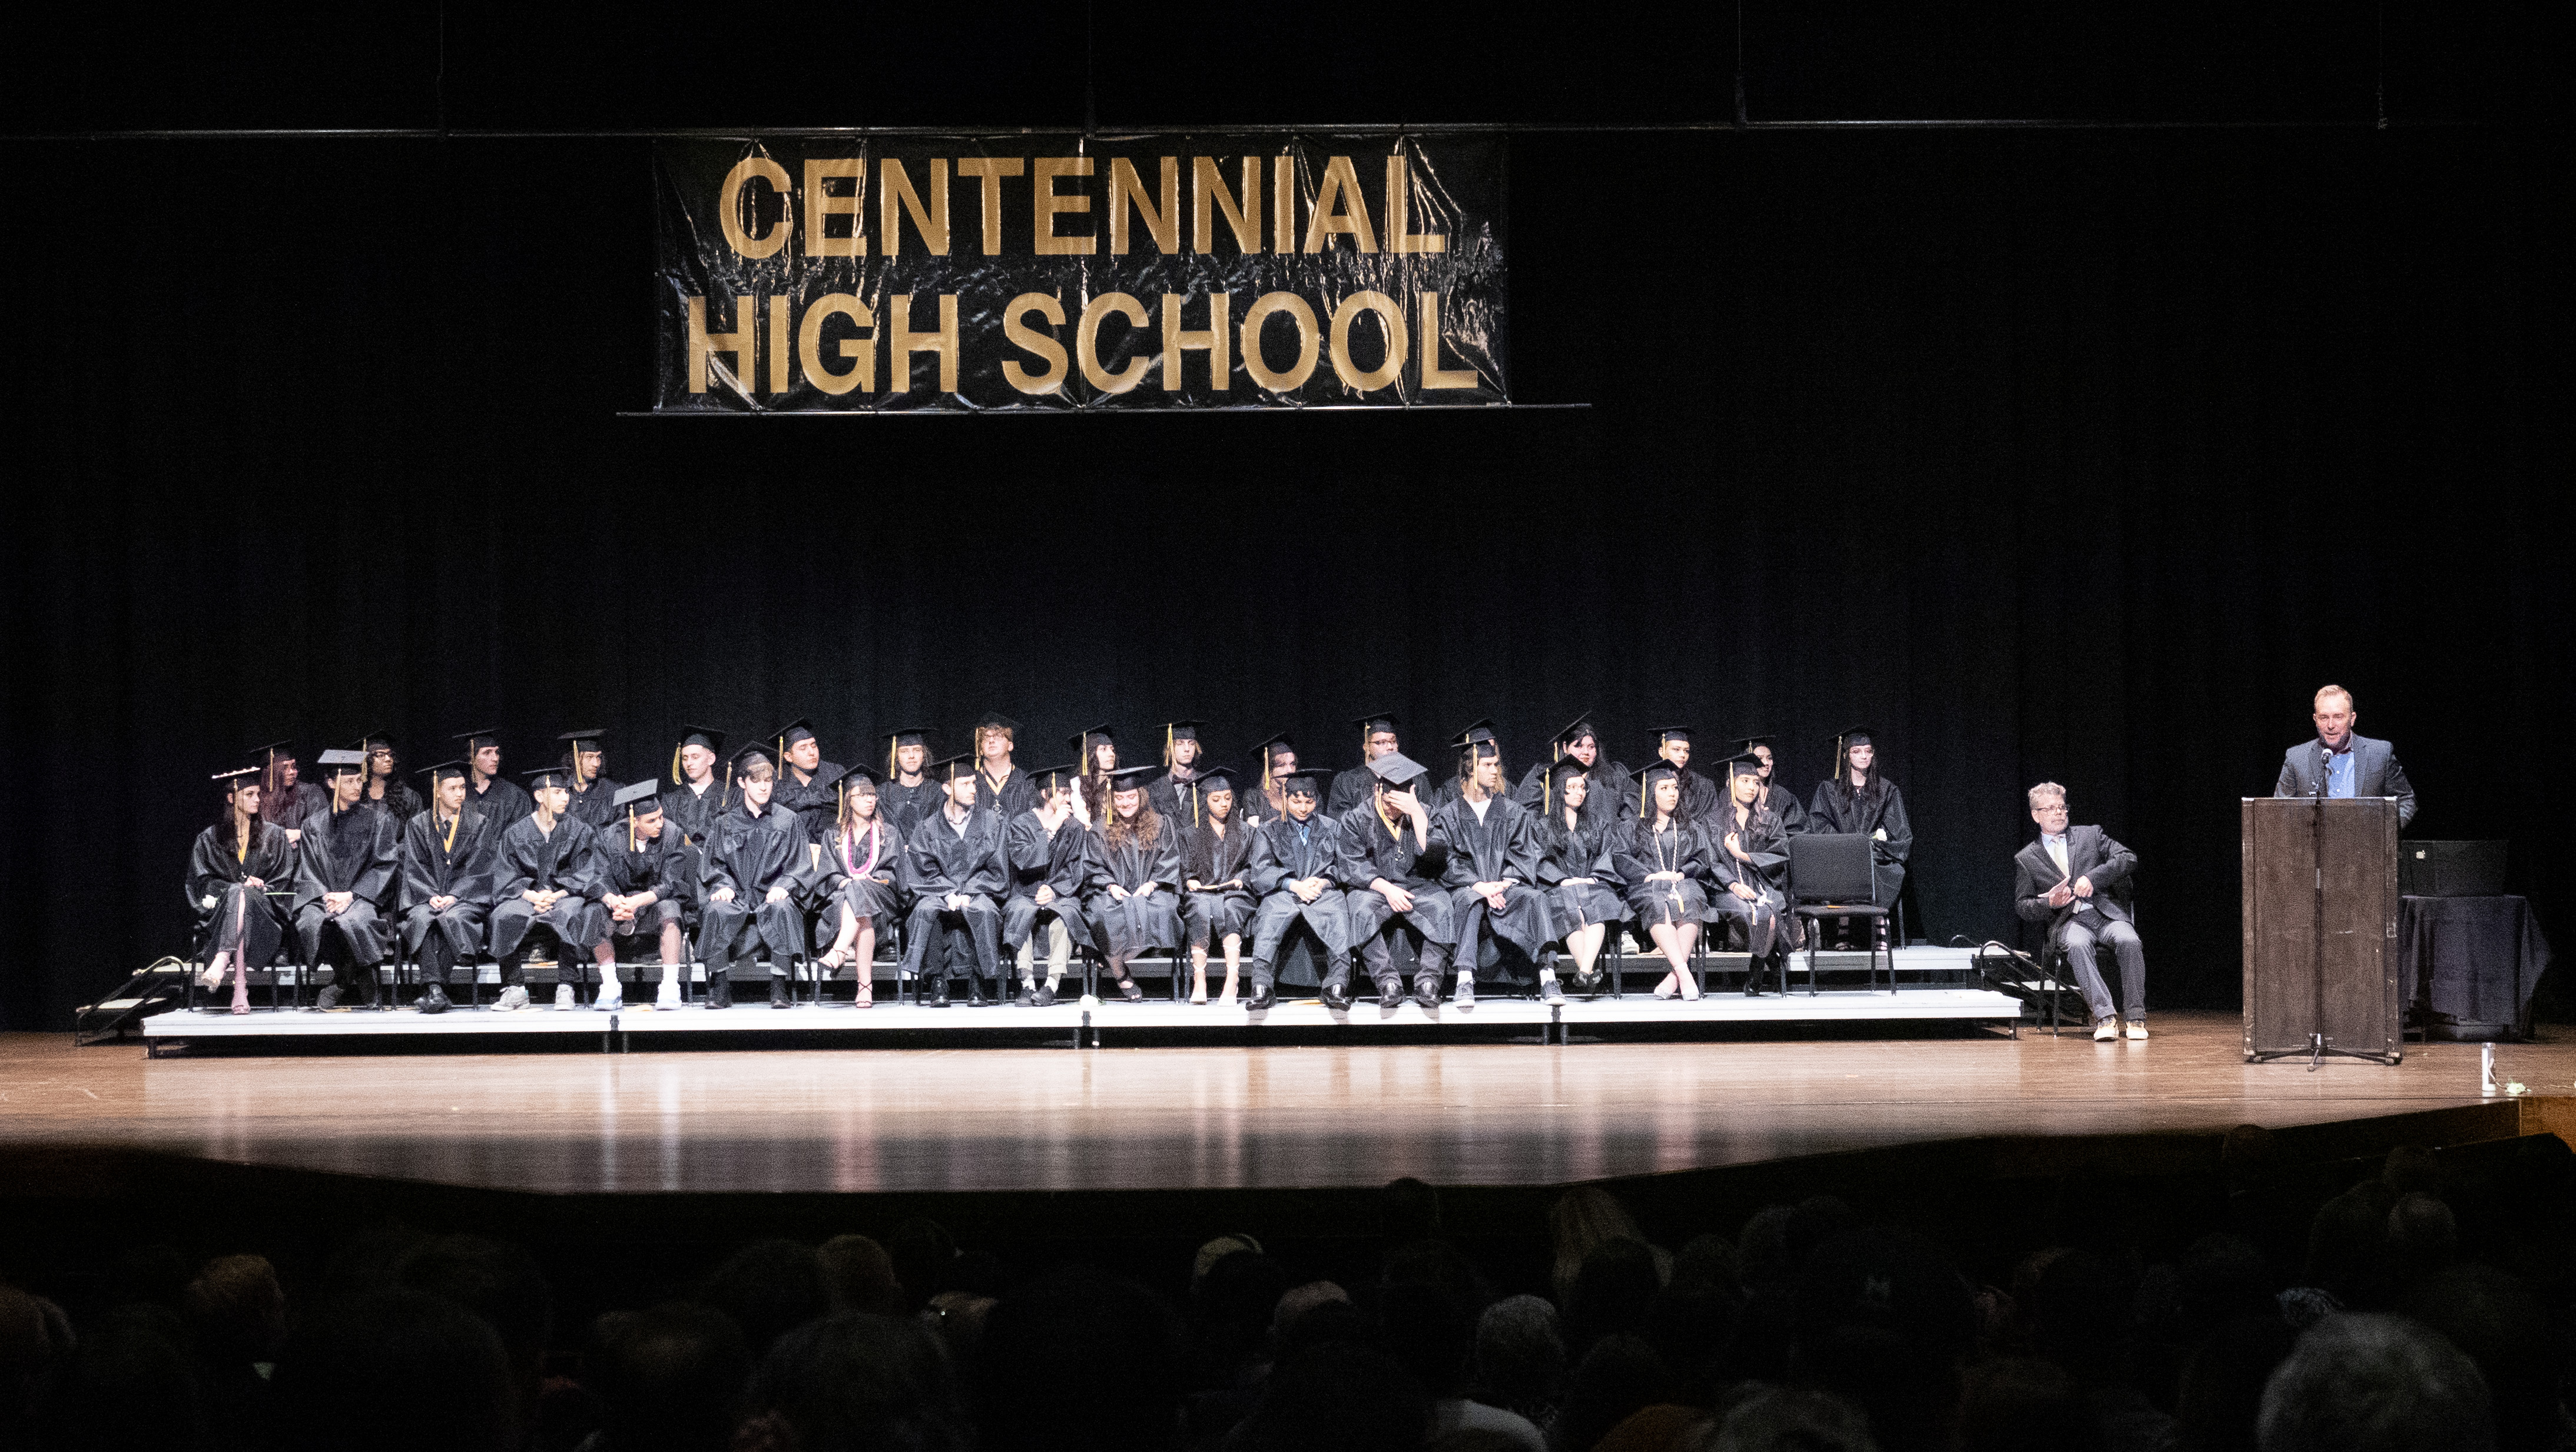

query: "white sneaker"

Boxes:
[596, 979, 623, 1011]
[656, 975, 682, 1009]
[2093, 1019, 2119, 1042]
[2125, 1022, 2149, 1041]
[495, 986, 531, 1012]
[553, 983, 576, 1010]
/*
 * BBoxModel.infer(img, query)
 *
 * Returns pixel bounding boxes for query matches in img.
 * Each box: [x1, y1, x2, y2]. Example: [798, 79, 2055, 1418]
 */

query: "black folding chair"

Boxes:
[1789, 833, 1893, 994]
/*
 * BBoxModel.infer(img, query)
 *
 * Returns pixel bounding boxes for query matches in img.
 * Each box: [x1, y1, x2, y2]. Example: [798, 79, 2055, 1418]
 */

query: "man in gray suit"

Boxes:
[2273, 684, 2417, 828]
[2013, 782, 2146, 1042]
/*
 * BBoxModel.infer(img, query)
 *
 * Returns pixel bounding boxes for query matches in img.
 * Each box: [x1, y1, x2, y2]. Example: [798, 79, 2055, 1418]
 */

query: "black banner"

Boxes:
[652, 133, 1506, 412]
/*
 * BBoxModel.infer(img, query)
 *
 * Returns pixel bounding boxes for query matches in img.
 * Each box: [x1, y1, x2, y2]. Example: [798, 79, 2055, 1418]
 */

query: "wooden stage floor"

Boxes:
[5, 1013, 2568, 1198]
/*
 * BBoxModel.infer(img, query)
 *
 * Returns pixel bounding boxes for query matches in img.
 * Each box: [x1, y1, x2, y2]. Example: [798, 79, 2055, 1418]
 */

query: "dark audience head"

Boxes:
[396, 1234, 554, 1380]
[1791, 1229, 1976, 1452]
[2397, 1265, 2557, 1452]
[1566, 1235, 1665, 1358]
[1702, 1385, 1880, 1452]
[1192, 1249, 1292, 1382]
[2256, 1312, 2492, 1452]
[737, 1311, 969, 1452]
[818, 1234, 903, 1317]
[270, 1289, 517, 1452]
[979, 1267, 1185, 1452]
[886, 1217, 959, 1314]
[1382, 1236, 1498, 1325]
[2383, 1192, 2458, 1286]
[2026, 1248, 2132, 1384]
[0, 1284, 61, 1440]
[1551, 1186, 1654, 1305]
[2300, 1184, 2393, 1309]
[183, 1253, 289, 1370]
[1472, 1294, 1566, 1424]
[1381, 1176, 1444, 1241]
[1231, 1337, 1430, 1452]
[1955, 1357, 2097, 1452]
[2174, 1233, 2277, 1335]
[1737, 1207, 1802, 1291]
[1553, 1334, 1676, 1452]
[1377, 1279, 1476, 1400]
[37, 1304, 206, 1452]
[2176, 1314, 2296, 1452]
[591, 1301, 751, 1452]
[694, 1238, 827, 1358]
[2379, 1145, 2448, 1200]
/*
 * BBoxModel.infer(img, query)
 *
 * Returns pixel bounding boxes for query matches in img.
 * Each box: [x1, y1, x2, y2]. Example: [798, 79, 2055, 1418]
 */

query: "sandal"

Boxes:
[819, 947, 851, 971]
[1117, 976, 1144, 1003]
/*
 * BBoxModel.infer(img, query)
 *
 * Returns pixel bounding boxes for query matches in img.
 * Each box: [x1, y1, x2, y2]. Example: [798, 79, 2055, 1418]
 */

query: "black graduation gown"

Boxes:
[363, 778, 426, 824]
[1002, 810, 1092, 949]
[1084, 819, 1185, 959]
[1147, 768, 1216, 831]
[1512, 758, 1638, 832]
[187, 820, 296, 967]
[397, 808, 496, 958]
[697, 801, 808, 964]
[1708, 799, 1801, 951]
[801, 818, 907, 931]
[1806, 777, 1913, 907]
[1761, 781, 1807, 836]
[488, 814, 605, 954]
[900, 804, 1009, 980]
[598, 818, 691, 937]
[260, 781, 329, 833]
[1430, 793, 1554, 975]
[660, 777, 737, 917]
[1533, 810, 1627, 933]
[1325, 766, 1377, 819]
[1245, 813, 1357, 982]
[467, 775, 535, 831]
[291, 803, 401, 964]
[878, 775, 941, 834]
[774, 763, 844, 843]
[1612, 817, 1715, 929]
[1336, 803, 1458, 946]
[976, 764, 1037, 826]
[1181, 818, 1259, 947]
[564, 775, 625, 830]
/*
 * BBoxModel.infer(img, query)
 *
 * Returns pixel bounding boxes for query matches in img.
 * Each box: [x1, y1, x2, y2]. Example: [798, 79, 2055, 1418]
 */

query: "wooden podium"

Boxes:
[2242, 797, 2402, 1066]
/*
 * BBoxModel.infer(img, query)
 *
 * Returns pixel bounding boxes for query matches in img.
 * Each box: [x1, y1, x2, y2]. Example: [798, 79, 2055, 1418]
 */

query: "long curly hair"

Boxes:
[1103, 794, 1163, 850]
[217, 788, 266, 854]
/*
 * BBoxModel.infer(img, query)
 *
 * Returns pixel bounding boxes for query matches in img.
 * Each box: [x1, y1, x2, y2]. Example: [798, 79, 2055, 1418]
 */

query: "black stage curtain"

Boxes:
[1, 119, 2564, 1029]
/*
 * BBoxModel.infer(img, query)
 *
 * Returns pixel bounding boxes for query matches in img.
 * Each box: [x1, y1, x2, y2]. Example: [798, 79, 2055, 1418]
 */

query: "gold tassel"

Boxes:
[670, 742, 682, 786]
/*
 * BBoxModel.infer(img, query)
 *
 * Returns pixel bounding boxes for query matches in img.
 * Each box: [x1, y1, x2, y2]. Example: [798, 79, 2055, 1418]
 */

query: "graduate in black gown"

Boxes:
[294, 751, 401, 1009]
[1429, 734, 1553, 1005]
[248, 741, 327, 840]
[1241, 732, 1298, 828]
[1338, 752, 1460, 1010]
[1709, 754, 1800, 994]
[801, 766, 907, 1006]
[1531, 757, 1624, 997]
[769, 718, 843, 844]
[1732, 734, 1807, 836]
[486, 763, 607, 1012]
[1145, 720, 1214, 828]
[1613, 763, 1713, 1001]
[1643, 726, 1722, 830]
[1180, 764, 1257, 1005]
[1327, 712, 1402, 818]
[1084, 764, 1185, 1001]
[598, 780, 691, 1009]
[695, 745, 808, 1010]
[1242, 762, 1354, 1009]
[396, 760, 495, 1016]
[1426, 719, 1506, 811]
[359, 734, 425, 823]
[1514, 714, 1635, 833]
[972, 712, 1039, 826]
[660, 725, 738, 889]
[558, 729, 624, 831]
[189, 767, 295, 1013]
[876, 727, 940, 834]
[901, 754, 1010, 1005]
[454, 730, 534, 831]
[1805, 726, 1913, 949]
[1002, 763, 1090, 1007]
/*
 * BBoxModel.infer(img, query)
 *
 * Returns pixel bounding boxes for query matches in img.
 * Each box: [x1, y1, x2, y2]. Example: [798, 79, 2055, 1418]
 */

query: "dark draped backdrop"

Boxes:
[2, 4, 2567, 1028]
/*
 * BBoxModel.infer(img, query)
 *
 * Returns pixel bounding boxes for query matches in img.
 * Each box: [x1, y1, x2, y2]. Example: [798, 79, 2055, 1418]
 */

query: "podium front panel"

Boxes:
[2241, 797, 2401, 1059]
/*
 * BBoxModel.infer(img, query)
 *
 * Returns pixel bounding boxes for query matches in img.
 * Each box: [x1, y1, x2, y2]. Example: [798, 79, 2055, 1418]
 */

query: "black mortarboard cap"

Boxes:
[1365, 751, 1428, 786]
[1551, 713, 1600, 750]
[612, 780, 661, 810]
[933, 752, 976, 783]
[1354, 711, 1399, 735]
[677, 725, 728, 753]
[771, 718, 819, 748]
[972, 711, 1020, 732]
[1028, 762, 1079, 795]
[1652, 725, 1692, 745]
[1195, 764, 1242, 794]
[1725, 752, 1764, 778]
[1539, 752, 1592, 811]
[522, 763, 576, 790]
[246, 739, 296, 764]
[1282, 761, 1333, 795]
[1106, 764, 1161, 790]
[416, 759, 470, 785]
[1165, 719, 1204, 741]
[1252, 731, 1295, 758]
[558, 728, 608, 751]
[1450, 718, 1499, 747]
[1070, 724, 1116, 756]
[453, 728, 502, 751]
[314, 748, 367, 776]
[1734, 733, 1776, 752]
[732, 742, 778, 775]
[884, 725, 931, 748]
[214, 765, 263, 790]
[1836, 725, 1875, 747]
[359, 730, 396, 751]
[827, 763, 881, 791]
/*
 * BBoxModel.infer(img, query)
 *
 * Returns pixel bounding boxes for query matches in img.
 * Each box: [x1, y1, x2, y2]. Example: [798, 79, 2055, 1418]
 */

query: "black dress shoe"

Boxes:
[967, 978, 989, 1007]
[707, 973, 733, 1009]
[1378, 978, 1404, 1009]
[1413, 982, 1442, 1009]
[1035, 982, 1058, 1007]
[1248, 982, 1276, 1010]
[770, 977, 791, 1008]
[1320, 982, 1352, 1011]
[1016, 984, 1036, 1006]
[929, 977, 952, 1007]
[417, 983, 449, 1015]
